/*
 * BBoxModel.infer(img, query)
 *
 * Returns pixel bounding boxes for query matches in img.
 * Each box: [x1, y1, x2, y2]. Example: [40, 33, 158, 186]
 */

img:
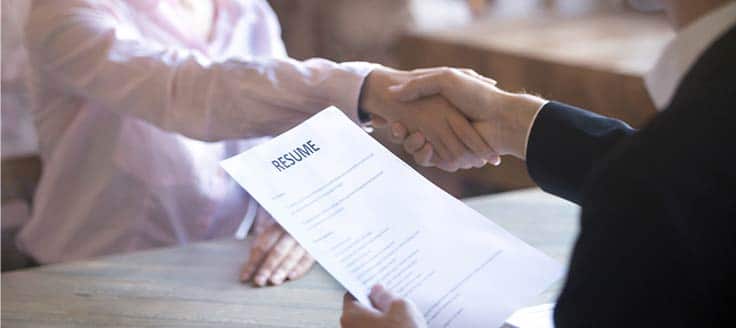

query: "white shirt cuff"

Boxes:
[523, 100, 549, 158]
[332, 61, 378, 124]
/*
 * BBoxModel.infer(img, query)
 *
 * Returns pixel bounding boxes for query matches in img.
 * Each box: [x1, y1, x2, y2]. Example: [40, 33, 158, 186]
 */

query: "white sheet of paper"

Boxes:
[221, 107, 563, 328]
[503, 303, 555, 328]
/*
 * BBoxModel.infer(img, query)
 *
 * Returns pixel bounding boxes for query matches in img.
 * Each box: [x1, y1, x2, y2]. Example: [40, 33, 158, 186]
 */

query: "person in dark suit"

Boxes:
[340, 0, 736, 327]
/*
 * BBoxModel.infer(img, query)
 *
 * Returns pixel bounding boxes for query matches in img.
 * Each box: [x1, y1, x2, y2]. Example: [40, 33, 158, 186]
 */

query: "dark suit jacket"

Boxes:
[526, 26, 736, 327]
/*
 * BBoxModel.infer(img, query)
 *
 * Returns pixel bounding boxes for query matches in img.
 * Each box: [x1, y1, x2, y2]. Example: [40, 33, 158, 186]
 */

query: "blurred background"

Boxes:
[2, 0, 673, 269]
[269, 0, 672, 196]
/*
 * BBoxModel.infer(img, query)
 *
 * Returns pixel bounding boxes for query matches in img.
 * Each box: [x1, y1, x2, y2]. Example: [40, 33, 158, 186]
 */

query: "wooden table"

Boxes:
[2, 189, 579, 327]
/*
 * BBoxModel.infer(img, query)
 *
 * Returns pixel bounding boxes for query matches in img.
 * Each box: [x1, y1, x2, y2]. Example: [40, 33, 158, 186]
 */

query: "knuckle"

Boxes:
[281, 259, 297, 269]
[450, 149, 463, 161]
[405, 138, 422, 153]
[271, 249, 286, 259]
[446, 68, 462, 79]
[274, 242, 290, 253]
[261, 259, 278, 270]
[252, 245, 266, 255]
[439, 68, 455, 79]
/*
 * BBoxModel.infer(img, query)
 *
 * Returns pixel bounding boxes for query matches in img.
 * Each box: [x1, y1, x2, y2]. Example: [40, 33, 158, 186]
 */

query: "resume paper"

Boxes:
[221, 107, 563, 328]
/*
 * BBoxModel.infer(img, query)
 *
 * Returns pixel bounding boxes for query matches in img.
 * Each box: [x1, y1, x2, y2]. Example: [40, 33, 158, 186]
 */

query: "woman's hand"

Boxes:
[340, 285, 427, 328]
[240, 223, 314, 287]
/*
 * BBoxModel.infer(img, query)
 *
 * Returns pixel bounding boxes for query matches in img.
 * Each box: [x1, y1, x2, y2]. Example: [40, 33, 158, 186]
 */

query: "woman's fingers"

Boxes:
[409, 67, 495, 85]
[287, 253, 315, 281]
[447, 114, 499, 166]
[388, 72, 448, 102]
[413, 142, 435, 167]
[427, 134, 458, 171]
[240, 224, 284, 282]
[389, 122, 409, 144]
[269, 244, 306, 285]
[437, 120, 478, 171]
[403, 131, 427, 154]
[458, 68, 497, 85]
[253, 233, 296, 286]
[371, 114, 389, 128]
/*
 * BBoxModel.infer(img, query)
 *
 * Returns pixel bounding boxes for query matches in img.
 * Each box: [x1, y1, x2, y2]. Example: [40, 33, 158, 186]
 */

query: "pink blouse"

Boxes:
[19, 0, 374, 263]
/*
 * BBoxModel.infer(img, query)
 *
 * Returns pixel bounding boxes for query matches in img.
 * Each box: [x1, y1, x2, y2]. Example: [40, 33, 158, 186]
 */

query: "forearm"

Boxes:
[483, 90, 636, 203]
[525, 102, 636, 204]
[495, 92, 547, 159]
[27, 2, 374, 142]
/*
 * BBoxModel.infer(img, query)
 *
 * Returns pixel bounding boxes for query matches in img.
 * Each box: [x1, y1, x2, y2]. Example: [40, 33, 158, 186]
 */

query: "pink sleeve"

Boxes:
[26, 0, 375, 141]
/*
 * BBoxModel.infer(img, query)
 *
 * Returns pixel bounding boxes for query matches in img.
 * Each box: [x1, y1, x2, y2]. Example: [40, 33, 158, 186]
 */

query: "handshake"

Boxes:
[360, 66, 547, 171]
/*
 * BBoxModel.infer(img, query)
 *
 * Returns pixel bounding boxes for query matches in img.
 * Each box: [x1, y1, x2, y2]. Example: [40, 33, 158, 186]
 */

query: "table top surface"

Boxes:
[2, 188, 580, 327]
[410, 11, 673, 76]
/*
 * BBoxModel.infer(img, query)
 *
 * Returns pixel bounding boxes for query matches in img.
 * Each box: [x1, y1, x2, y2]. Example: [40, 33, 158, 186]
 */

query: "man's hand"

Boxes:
[240, 223, 314, 287]
[360, 66, 500, 171]
[388, 68, 546, 167]
[340, 285, 427, 328]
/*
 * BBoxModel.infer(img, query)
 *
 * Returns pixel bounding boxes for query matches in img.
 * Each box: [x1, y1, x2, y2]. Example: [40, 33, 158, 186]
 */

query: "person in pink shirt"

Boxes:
[21, 0, 497, 287]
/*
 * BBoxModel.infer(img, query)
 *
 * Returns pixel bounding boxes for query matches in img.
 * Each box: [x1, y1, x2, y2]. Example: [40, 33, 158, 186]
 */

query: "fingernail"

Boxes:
[240, 269, 253, 282]
[288, 271, 298, 280]
[272, 271, 286, 285]
[371, 284, 385, 295]
[254, 274, 267, 286]
[492, 156, 502, 166]
[388, 84, 402, 92]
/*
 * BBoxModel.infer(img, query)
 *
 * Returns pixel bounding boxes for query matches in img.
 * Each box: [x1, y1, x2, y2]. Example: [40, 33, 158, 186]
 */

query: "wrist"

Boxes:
[359, 66, 393, 116]
[358, 72, 379, 115]
[499, 92, 546, 159]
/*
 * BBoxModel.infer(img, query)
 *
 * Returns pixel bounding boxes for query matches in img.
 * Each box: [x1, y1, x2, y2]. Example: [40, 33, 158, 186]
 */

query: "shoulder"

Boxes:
[26, 0, 128, 40]
[671, 26, 736, 119]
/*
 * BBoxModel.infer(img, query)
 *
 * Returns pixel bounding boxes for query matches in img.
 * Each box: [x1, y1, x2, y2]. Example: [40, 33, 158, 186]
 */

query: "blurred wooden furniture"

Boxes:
[399, 10, 674, 194]
[2, 188, 579, 327]
[268, 0, 412, 66]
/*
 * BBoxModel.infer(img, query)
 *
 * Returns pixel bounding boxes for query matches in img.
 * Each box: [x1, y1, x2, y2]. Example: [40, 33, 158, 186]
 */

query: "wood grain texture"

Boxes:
[2, 189, 579, 327]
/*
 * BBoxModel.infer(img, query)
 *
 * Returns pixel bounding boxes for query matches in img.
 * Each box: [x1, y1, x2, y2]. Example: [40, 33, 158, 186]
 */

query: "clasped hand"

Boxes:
[341, 68, 546, 327]
[361, 67, 502, 171]
[362, 66, 546, 171]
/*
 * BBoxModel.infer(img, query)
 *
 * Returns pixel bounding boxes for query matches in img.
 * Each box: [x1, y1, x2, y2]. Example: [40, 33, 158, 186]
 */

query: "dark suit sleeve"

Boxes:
[525, 102, 635, 204]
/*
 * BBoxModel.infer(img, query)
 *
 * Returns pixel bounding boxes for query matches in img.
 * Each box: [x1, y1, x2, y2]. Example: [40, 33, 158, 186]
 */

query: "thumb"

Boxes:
[388, 73, 445, 102]
[342, 293, 383, 326]
[371, 114, 389, 128]
[369, 284, 400, 313]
